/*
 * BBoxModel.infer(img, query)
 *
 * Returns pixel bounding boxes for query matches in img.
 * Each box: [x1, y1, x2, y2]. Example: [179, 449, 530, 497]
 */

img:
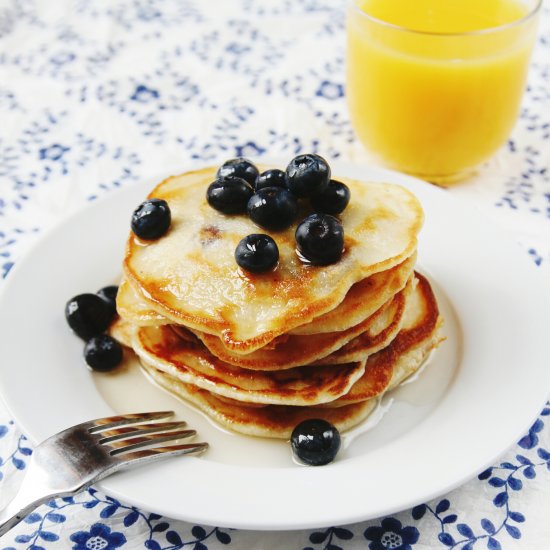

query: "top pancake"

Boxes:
[116, 251, 415, 339]
[123, 166, 423, 352]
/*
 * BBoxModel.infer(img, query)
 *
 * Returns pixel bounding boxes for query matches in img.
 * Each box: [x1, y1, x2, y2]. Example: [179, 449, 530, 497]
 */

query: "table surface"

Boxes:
[0, 1, 549, 548]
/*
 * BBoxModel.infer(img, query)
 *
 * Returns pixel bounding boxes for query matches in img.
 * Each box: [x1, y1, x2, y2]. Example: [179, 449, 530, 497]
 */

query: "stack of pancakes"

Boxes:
[112, 166, 442, 439]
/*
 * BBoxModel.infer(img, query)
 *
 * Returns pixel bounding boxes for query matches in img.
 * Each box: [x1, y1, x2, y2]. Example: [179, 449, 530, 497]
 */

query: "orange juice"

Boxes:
[346, 0, 540, 182]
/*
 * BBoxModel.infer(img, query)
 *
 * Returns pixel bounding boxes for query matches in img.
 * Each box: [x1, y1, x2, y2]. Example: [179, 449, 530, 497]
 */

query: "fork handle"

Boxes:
[0, 470, 84, 538]
[0, 489, 60, 537]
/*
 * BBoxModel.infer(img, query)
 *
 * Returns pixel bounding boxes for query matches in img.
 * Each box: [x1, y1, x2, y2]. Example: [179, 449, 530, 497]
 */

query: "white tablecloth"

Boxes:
[1, 1, 549, 548]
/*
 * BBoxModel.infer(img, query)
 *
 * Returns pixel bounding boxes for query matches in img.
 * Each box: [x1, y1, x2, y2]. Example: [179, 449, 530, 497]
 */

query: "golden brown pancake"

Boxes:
[116, 277, 168, 327]
[118, 252, 416, 338]
[323, 272, 441, 407]
[123, 166, 424, 352]
[131, 323, 367, 406]
[141, 363, 379, 439]
[109, 315, 134, 348]
[289, 252, 416, 336]
[190, 277, 412, 370]
[311, 278, 411, 365]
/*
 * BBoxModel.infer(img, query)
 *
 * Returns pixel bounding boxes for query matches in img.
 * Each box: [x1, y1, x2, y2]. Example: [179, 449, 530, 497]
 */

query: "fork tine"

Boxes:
[85, 411, 174, 433]
[108, 430, 197, 455]
[114, 442, 209, 465]
[98, 421, 188, 443]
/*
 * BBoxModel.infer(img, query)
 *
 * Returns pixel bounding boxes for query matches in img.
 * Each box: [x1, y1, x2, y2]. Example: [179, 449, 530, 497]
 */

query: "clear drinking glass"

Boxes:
[346, 0, 541, 184]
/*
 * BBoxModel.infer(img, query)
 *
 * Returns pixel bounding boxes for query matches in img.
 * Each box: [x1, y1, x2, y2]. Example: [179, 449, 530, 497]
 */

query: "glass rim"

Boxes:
[349, 0, 542, 37]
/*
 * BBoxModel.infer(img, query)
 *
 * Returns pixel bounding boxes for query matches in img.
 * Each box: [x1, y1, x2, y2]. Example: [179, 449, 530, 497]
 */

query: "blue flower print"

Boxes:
[226, 42, 251, 55]
[130, 84, 160, 103]
[364, 517, 420, 550]
[70, 522, 126, 550]
[315, 80, 344, 100]
[235, 140, 266, 157]
[39, 144, 70, 161]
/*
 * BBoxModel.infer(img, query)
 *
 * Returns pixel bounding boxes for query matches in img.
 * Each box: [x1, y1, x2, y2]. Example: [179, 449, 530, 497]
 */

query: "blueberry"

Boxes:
[131, 198, 171, 240]
[217, 158, 259, 186]
[235, 234, 279, 273]
[207, 176, 254, 214]
[247, 187, 298, 231]
[255, 169, 287, 191]
[285, 154, 331, 198]
[290, 419, 341, 466]
[84, 334, 123, 372]
[295, 213, 344, 265]
[97, 285, 119, 318]
[65, 293, 114, 340]
[311, 179, 350, 215]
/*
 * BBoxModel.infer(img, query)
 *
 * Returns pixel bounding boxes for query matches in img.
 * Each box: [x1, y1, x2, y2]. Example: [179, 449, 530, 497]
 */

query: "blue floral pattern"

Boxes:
[70, 523, 126, 550]
[364, 518, 419, 550]
[1, 0, 550, 548]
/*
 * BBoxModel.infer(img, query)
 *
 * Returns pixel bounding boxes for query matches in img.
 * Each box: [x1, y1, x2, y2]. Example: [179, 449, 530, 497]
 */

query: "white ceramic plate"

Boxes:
[0, 161, 549, 530]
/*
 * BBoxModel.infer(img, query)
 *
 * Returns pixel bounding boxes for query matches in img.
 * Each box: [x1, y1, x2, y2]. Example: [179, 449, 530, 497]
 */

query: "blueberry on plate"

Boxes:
[310, 179, 350, 215]
[255, 168, 287, 191]
[235, 234, 279, 273]
[131, 198, 171, 240]
[290, 418, 341, 466]
[207, 176, 254, 214]
[247, 187, 298, 231]
[97, 285, 119, 318]
[84, 334, 123, 372]
[217, 158, 259, 186]
[65, 293, 114, 340]
[285, 154, 331, 198]
[295, 213, 344, 265]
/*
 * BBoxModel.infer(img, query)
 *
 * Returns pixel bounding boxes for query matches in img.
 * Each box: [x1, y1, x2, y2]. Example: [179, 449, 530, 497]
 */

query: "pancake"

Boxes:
[131, 323, 367, 406]
[323, 271, 441, 407]
[117, 252, 416, 337]
[289, 252, 416, 336]
[141, 363, 379, 439]
[116, 277, 168, 327]
[123, 166, 424, 353]
[311, 299, 405, 366]
[109, 315, 135, 348]
[190, 277, 412, 370]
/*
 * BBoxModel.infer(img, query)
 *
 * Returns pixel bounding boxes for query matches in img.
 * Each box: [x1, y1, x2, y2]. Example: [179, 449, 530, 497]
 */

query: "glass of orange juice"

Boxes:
[346, 0, 541, 184]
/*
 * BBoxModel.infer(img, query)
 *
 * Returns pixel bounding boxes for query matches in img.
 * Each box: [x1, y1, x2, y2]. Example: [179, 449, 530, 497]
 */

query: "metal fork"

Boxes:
[0, 411, 208, 536]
